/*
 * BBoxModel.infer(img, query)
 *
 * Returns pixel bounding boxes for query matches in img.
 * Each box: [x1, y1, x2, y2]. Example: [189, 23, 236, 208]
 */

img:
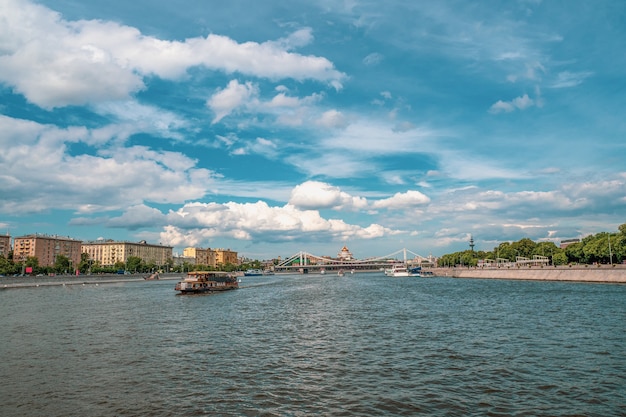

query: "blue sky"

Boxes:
[1, 0, 625, 260]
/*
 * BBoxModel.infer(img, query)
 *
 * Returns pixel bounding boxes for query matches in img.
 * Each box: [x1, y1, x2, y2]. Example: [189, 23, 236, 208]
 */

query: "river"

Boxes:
[1, 273, 624, 416]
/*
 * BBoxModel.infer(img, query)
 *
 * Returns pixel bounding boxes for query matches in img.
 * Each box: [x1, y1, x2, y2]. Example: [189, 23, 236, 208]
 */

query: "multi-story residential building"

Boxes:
[81, 240, 173, 267]
[13, 234, 82, 267]
[0, 234, 10, 258]
[183, 247, 217, 267]
[214, 248, 238, 266]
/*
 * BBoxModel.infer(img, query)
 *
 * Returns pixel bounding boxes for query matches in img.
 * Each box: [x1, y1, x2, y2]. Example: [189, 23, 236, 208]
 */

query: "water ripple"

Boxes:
[1, 275, 625, 416]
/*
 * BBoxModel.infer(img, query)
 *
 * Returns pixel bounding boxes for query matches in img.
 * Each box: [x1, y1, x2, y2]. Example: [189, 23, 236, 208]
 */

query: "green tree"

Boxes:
[78, 253, 91, 274]
[0, 255, 17, 275]
[54, 255, 70, 274]
[492, 242, 511, 261]
[126, 256, 143, 273]
[552, 251, 568, 265]
[114, 261, 126, 272]
[565, 242, 584, 264]
[510, 238, 536, 259]
[440, 224, 626, 266]
[165, 258, 174, 272]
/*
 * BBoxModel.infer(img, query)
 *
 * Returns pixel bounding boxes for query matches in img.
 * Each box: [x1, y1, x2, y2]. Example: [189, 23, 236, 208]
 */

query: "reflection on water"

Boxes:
[1, 274, 625, 416]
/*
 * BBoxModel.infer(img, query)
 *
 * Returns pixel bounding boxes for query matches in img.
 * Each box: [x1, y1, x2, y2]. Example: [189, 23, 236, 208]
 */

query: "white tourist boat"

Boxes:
[389, 264, 411, 277]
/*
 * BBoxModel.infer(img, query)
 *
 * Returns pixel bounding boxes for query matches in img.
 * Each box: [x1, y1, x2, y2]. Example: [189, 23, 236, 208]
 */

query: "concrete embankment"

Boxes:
[0, 273, 182, 290]
[431, 266, 626, 283]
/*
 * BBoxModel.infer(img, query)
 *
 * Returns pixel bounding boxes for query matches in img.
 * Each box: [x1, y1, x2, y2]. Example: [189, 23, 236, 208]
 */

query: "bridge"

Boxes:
[274, 248, 436, 274]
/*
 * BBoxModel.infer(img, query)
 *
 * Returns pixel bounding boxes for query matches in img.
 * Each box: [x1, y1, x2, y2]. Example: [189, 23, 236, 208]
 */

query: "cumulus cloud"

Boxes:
[372, 190, 431, 209]
[207, 82, 328, 126]
[0, 0, 346, 109]
[289, 181, 367, 211]
[207, 80, 259, 123]
[157, 200, 396, 247]
[268, 91, 323, 108]
[107, 205, 167, 229]
[488, 94, 534, 113]
[0, 115, 215, 213]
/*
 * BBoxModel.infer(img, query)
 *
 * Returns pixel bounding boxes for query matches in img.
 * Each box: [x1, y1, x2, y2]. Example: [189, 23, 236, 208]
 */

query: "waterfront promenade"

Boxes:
[432, 264, 626, 283]
[0, 273, 181, 290]
[3, 265, 626, 289]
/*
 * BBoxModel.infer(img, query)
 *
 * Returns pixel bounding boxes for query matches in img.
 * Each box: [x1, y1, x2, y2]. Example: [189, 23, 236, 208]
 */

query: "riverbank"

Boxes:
[431, 265, 626, 283]
[0, 273, 181, 290]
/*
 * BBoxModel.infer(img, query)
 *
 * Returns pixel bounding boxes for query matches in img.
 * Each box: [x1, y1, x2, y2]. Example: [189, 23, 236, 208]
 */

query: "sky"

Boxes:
[1, 0, 625, 261]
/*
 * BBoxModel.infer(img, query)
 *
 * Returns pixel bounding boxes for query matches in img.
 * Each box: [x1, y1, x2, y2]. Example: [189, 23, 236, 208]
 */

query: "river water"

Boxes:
[1, 273, 624, 416]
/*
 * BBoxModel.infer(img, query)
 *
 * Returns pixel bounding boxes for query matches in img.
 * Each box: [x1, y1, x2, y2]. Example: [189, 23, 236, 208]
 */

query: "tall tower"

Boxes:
[469, 235, 475, 252]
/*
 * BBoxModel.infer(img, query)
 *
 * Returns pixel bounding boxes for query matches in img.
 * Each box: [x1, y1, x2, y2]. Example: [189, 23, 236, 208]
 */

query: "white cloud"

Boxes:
[0, 0, 346, 109]
[158, 200, 396, 247]
[550, 71, 593, 88]
[372, 190, 431, 209]
[107, 205, 167, 229]
[244, 137, 279, 158]
[488, 93, 534, 113]
[207, 80, 259, 123]
[268, 28, 315, 50]
[0, 115, 216, 213]
[285, 152, 375, 179]
[316, 110, 349, 128]
[289, 181, 367, 211]
[319, 120, 438, 154]
[207, 83, 328, 126]
[363, 52, 383, 66]
[94, 100, 189, 139]
[267, 91, 323, 108]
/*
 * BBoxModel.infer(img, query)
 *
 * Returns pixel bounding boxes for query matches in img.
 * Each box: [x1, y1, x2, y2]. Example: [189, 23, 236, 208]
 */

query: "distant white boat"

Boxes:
[390, 264, 409, 277]
[337, 269, 345, 277]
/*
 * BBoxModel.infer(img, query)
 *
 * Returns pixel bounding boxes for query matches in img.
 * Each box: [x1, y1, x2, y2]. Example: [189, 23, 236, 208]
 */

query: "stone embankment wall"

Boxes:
[431, 265, 626, 283]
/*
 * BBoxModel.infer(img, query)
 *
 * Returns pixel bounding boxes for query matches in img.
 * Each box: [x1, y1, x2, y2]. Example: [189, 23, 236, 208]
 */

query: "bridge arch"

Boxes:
[274, 248, 434, 274]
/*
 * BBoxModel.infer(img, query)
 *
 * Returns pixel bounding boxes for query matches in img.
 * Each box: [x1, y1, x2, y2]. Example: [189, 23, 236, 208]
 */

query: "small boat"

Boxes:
[244, 269, 263, 276]
[408, 266, 422, 277]
[144, 272, 159, 280]
[320, 268, 326, 275]
[337, 269, 345, 277]
[175, 271, 238, 294]
[262, 269, 275, 275]
[389, 264, 411, 277]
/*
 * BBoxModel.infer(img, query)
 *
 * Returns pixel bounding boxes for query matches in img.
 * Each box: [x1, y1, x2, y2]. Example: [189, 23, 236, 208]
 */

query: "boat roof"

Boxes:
[187, 270, 230, 275]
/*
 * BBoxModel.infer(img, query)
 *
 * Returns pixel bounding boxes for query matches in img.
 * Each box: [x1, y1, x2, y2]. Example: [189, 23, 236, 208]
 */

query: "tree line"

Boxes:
[438, 223, 626, 267]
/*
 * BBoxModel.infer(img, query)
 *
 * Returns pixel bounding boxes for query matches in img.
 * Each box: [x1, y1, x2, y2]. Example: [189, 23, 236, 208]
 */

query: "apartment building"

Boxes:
[82, 240, 173, 267]
[214, 248, 238, 266]
[13, 234, 82, 267]
[0, 234, 11, 258]
[183, 247, 217, 267]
